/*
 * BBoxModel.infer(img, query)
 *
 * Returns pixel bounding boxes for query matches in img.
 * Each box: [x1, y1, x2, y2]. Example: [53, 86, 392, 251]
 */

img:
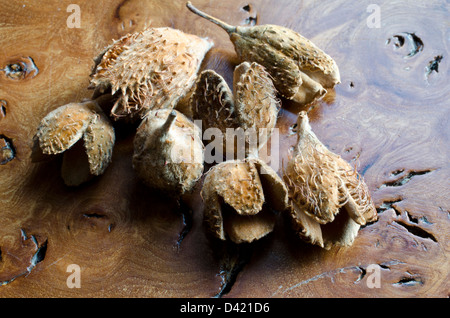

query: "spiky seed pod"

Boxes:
[186, 2, 340, 105]
[283, 111, 377, 249]
[202, 157, 288, 244]
[91, 27, 213, 121]
[132, 109, 204, 197]
[35, 100, 115, 186]
[190, 61, 280, 158]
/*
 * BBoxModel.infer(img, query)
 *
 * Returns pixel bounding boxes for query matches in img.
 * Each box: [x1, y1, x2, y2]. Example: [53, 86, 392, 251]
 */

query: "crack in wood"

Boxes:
[379, 169, 434, 189]
[0, 230, 48, 287]
[375, 198, 438, 242]
[274, 260, 405, 296]
[393, 275, 423, 287]
[0, 100, 6, 119]
[376, 198, 403, 215]
[0, 135, 16, 165]
[393, 220, 437, 242]
[174, 200, 193, 251]
[214, 243, 253, 298]
[426, 55, 443, 76]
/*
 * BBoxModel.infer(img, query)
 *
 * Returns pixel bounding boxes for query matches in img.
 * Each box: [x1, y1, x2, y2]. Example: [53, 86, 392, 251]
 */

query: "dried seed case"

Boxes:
[35, 100, 115, 186]
[132, 109, 205, 198]
[187, 2, 340, 106]
[91, 27, 213, 121]
[202, 157, 288, 244]
[283, 111, 377, 249]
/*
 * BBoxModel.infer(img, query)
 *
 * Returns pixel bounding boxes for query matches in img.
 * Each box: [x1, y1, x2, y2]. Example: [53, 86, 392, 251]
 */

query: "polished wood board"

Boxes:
[0, 0, 448, 297]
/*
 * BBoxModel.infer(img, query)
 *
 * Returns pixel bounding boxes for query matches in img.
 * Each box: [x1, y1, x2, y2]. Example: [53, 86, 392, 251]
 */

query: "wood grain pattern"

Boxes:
[0, 0, 448, 298]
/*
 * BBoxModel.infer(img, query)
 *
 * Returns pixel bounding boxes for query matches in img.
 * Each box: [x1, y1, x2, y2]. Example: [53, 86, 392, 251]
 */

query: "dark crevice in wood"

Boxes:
[240, 3, 257, 26]
[174, 200, 193, 251]
[355, 266, 366, 282]
[354, 260, 404, 283]
[20, 228, 28, 241]
[426, 55, 443, 76]
[83, 213, 107, 218]
[393, 276, 423, 287]
[0, 232, 48, 287]
[379, 169, 434, 189]
[0, 135, 16, 165]
[214, 243, 253, 298]
[393, 220, 437, 242]
[1, 56, 39, 80]
[376, 198, 403, 214]
[388, 32, 424, 58]
[29, 239, 48, 270]
[405, 211, 433, 225]
[0, 100, 6, 119]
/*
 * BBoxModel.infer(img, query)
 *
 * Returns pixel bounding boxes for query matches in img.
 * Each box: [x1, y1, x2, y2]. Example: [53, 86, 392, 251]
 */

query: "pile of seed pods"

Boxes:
[34, 2, 377, 250]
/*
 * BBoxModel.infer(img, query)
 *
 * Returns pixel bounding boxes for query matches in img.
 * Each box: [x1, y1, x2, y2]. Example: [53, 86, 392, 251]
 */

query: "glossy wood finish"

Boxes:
[0, 0, 448, 297]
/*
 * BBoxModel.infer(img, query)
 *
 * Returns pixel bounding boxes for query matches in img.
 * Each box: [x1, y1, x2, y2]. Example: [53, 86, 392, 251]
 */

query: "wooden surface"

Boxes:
[0, 0, 449, 298]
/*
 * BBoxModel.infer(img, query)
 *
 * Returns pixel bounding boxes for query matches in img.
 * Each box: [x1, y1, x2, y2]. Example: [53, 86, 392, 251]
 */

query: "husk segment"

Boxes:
[91, 27, 213, 121]
[186, 2, 340, 105]
[190, 61, 280, 158]
[283, 111, 377, 249]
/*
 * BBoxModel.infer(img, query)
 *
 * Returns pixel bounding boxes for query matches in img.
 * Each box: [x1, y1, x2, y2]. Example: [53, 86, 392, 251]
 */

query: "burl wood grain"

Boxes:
[0, 0, 448, 297]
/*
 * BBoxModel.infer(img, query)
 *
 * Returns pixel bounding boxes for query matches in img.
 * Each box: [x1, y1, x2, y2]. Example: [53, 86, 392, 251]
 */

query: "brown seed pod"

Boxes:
[132, 109, 204, 197]
[35, 100, 115, 186]
[91, 26, 213, 121]
[283, 111, 377, 249]
[186, 2, 340, 105]
[202, 157, 288, 244]
[190, 61, 280, 158]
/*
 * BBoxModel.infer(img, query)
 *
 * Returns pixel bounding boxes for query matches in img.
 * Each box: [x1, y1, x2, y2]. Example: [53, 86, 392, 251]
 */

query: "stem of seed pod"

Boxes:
[160, 110, 178, 142]
[186, 1, 237, 35]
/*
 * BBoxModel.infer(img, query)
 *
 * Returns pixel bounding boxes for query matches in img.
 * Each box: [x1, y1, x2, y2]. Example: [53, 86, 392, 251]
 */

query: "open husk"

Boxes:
[186, 2, 340, 105]
[132, 109, 204, 197]
[283, 111, 377, 249]
[202, 157, 288, 244]
[91, 26, 213, 121]
[190, 61, 280, 159]
[35, 100, 115, 186]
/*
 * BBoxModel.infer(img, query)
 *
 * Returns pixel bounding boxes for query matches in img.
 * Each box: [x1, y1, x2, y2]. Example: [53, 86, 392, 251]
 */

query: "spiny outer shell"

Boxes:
[202, 157, 289, 243]
[190, 69, 236, 133]
[230, 25, 340, 103]
[233, 62, 280, 142]
[91, 27, 213, 120]
[204, 159, 265, 216]
[36, 100, 115, 176]
[283, 111, 377, 247]
[132, 109, 204, 197]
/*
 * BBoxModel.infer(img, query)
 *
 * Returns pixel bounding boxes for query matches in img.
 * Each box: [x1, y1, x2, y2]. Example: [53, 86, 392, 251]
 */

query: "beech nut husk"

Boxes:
[35, 100, 115, 186]
[132, 109, 205, 197]
[283, 111, 377, 249]
[91, 26, 213, 121]
[202, 157, 288, 244]
[187, 2, 340, 105]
